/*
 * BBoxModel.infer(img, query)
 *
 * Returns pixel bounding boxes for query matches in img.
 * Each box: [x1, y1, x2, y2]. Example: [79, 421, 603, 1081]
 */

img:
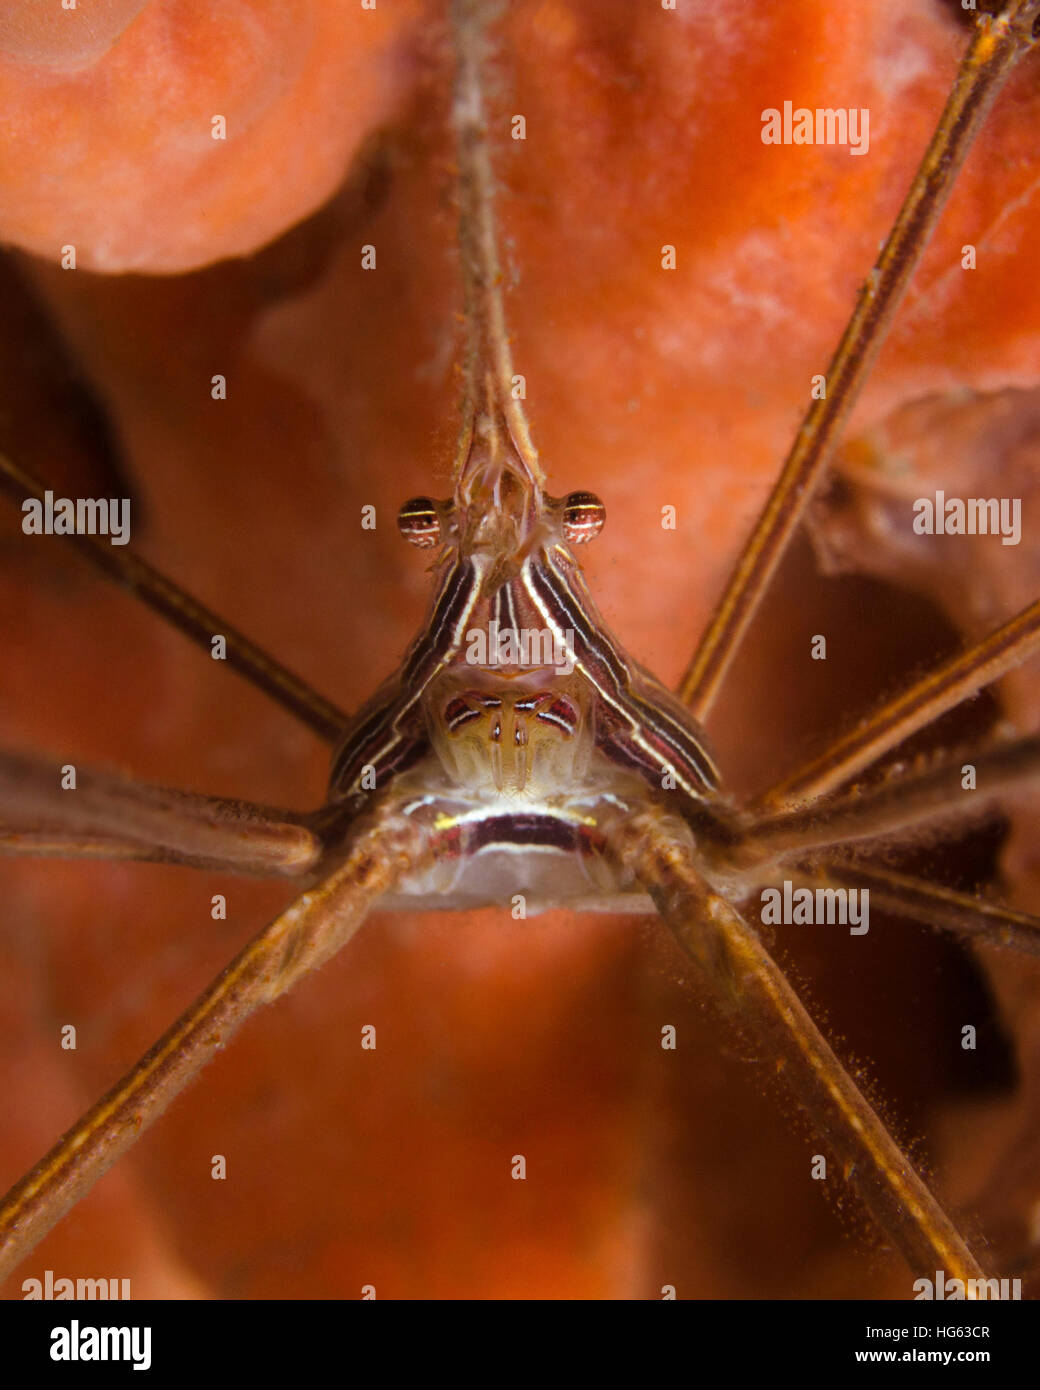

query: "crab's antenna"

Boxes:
[450, 0, 544, 511]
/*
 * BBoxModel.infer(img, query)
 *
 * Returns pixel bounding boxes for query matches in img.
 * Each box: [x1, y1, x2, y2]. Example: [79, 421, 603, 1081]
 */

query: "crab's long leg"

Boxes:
[609, 806, 986, 1284]
[788, 860, 1040, 956]
[0, 797, 430, 1282]
[0, 454, 347, 742]
[736, 736, 1040, 861]
[0, 747, 321, 875]
[0, 829, 298, 869]
[756, 599, 1040, 810]
[678, 0, 1040, 723]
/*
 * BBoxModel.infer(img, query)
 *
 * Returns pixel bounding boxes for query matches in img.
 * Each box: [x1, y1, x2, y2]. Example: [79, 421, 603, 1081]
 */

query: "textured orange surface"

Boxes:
[0, 0, 1039, 1299]
[0, 0, 421, 270]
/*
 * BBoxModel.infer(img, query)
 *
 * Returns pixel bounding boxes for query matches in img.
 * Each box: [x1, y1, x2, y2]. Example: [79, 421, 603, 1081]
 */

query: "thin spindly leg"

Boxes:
[608, 806, 986, 1284]
[0, 797, 431, 1282]
[734, 736, 1040, 862]
[677, 2, 1040, 723]
[0, 453, 347, 742]
[788, 860, 1040, 956]
[0, 829, 271, 868]
[0, 748, 322, 875]
[756, 599, 1040, 809]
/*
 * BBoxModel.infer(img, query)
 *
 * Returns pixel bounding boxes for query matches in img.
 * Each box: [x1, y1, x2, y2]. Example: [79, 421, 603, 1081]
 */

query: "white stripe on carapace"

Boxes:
[491, 574, 519, 635]
[521, 545, 720, 803]
[331, 553, 489, 795]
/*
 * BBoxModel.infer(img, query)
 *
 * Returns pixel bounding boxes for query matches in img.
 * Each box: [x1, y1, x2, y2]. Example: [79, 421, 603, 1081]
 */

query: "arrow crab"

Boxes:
[1, 0, 1040, 1299]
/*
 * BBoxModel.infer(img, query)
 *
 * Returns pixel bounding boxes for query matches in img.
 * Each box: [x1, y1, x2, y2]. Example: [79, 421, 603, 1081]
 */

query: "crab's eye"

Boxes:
[561, 490, 606, 544]
[397, 496, 442, 547]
